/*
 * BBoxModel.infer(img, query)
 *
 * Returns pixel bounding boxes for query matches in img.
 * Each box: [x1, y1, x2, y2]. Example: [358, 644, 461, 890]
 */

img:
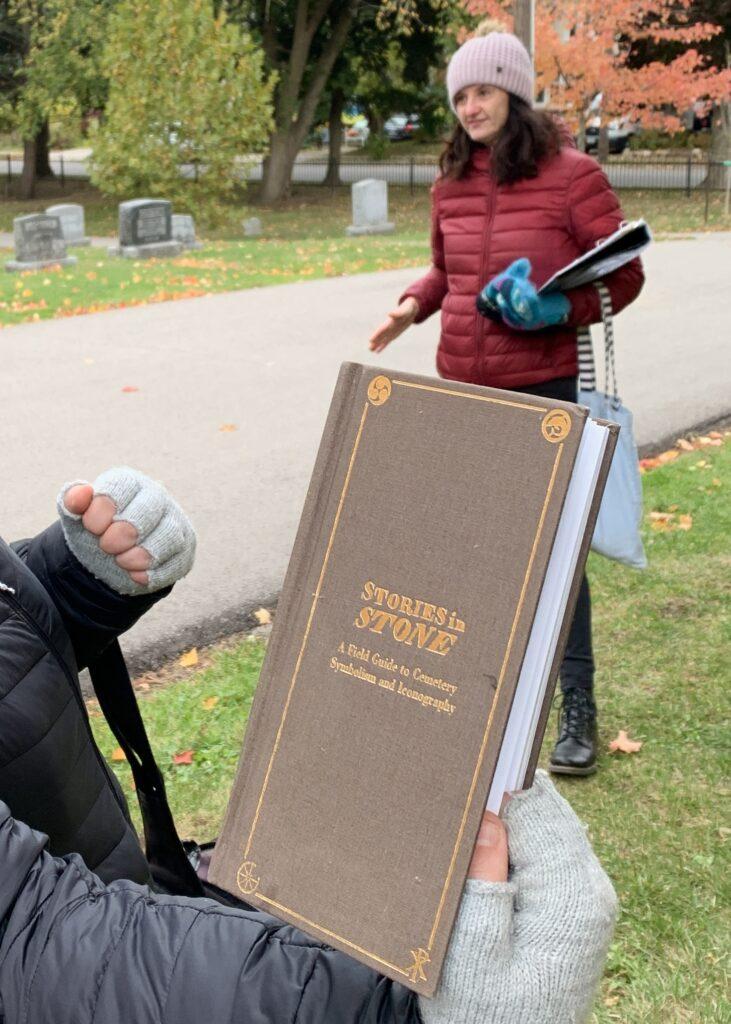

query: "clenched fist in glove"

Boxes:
[57, 467, 196, 596]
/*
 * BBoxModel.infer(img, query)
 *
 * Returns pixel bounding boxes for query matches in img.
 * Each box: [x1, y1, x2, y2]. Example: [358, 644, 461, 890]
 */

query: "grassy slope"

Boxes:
[1, 186, 728, 328]
[90, 438, 731, 1023]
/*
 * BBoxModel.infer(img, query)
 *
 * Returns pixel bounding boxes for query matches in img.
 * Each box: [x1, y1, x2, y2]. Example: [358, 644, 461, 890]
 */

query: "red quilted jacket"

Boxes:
[400, 144, 644, 389]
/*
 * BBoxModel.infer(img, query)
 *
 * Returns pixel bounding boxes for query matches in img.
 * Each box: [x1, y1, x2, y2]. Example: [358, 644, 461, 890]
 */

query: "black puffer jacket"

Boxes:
[0, 524, 161, 882]
[0, 804, 420, 1023]
[0, 526, 421, 1024]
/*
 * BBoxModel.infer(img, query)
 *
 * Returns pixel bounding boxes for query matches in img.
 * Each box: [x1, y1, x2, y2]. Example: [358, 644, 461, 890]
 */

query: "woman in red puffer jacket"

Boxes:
[369, 25, 644, 777]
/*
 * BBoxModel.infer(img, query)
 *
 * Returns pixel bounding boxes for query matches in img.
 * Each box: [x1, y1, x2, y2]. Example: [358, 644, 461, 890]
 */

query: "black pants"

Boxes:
[511, 375, 594, 694]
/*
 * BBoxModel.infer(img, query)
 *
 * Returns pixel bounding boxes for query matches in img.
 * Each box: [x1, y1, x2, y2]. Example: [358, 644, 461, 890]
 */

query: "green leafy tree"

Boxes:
[1, 0, 108, 198]
[225, 0, 452, 202]
[91, 0, 274, 225]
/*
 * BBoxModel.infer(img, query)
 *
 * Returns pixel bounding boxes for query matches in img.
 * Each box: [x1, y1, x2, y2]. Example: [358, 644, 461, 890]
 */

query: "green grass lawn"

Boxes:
[1, 183, 728, 328]
[90, 434, 730, 1023]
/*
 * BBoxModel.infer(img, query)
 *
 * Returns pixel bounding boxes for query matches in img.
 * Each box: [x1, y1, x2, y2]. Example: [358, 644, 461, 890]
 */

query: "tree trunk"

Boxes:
[365, 107, 384, 139]
[260, 0, 358, 201]
[597, 124, 610, 163]
[576, 109, 587, 153]
[324, 88, 344, 188]
[20, 136, 37, 200]
[706, 99, 731, 188]
[35, 120, 54, 178]
[260, 132, 299, 202]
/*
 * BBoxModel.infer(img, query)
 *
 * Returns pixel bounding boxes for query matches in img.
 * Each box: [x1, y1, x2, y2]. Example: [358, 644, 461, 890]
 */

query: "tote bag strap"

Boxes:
[577, 281, 619, 409]
[88, 641, 204, 897]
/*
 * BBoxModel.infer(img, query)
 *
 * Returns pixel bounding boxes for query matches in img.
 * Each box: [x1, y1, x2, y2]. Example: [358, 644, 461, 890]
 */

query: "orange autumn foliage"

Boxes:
[462, 0, 730, 133]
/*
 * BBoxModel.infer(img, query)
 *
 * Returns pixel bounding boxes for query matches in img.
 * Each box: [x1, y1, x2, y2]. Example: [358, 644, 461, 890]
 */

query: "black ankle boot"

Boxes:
[549, 687, 598, 776]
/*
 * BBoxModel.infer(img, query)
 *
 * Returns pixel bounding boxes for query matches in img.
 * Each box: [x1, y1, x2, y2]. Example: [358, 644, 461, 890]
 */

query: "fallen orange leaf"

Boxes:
[639, 457, 662, 471]
[254, 607, 272, 625]
[609, 731, 643, 754]
[657, 450, 679, 464]
[708, 431, 722, 440]
[179, 647, 199, 668]
[202, 696, 219, 711]
[676, 438, 694, 452]
[111, 746, 126, 762]
[677, 514, 693, 530]
[173, 749, 194, 765]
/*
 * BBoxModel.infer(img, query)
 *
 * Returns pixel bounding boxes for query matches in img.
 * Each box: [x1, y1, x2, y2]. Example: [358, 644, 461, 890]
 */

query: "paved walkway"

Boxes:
[3, 232, 730, 670]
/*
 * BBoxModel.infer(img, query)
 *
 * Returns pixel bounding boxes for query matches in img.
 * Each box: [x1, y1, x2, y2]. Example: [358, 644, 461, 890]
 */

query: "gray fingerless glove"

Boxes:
[419, 771, 618, 1024]
[57, 467, 196, 596]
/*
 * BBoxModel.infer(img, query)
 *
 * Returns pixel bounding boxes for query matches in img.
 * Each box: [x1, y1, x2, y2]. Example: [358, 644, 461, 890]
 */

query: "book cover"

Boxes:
[209, 363, 598, 995]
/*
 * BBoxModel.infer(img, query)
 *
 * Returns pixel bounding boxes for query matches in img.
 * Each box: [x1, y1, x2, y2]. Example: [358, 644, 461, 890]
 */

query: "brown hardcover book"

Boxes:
[209, 363, 617, 997]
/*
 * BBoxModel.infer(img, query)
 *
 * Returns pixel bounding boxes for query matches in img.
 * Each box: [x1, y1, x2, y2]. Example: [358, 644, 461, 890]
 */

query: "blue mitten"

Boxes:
[479, 258, 570, 330]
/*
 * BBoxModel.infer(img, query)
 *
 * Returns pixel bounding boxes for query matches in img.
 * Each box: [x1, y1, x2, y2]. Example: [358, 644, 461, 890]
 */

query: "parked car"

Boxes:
[584, 125, 630, 155]
[384, 114, 420, 141]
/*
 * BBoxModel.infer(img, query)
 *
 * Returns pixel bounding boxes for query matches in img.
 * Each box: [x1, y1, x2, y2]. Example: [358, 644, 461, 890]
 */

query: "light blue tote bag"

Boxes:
[577, 284, 647, 569]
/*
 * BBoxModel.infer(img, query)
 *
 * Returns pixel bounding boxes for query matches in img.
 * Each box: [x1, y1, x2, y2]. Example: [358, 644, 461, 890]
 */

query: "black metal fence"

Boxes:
[263, 155, 729, 196]
[3, 151, 729, 198]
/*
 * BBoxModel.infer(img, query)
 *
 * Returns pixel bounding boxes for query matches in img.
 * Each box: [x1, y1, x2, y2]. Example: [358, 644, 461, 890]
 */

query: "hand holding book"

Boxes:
[467, 809, 509, 883]
[424, 773, 618, 1024]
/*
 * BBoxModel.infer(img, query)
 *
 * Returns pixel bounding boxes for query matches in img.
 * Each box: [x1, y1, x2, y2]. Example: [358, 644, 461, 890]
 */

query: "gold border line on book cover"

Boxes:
[243, 399, 371, 860]
[239, 376, 567, 980]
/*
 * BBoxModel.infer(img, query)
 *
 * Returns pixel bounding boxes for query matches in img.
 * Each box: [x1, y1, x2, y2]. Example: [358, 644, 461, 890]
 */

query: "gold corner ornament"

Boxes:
[236, 860, 260, 896]
[367, 375, 392, 406]
[541, 409, 572, 443]
[405, 947, 431, 984]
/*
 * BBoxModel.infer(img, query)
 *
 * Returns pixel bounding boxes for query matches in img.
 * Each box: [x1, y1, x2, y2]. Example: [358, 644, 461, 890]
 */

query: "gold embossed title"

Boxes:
[354, 581, 466, 657]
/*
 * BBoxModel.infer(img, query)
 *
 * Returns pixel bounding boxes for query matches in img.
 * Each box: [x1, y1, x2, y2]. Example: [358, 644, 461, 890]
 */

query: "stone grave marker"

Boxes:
[171, 213, 202, 249]
[109, 199, 183, 259]
[5, 213, 77, 272]
[46, 203, 90, 246]
[242, 217, 262, 237]
[346, 179, 394, 236]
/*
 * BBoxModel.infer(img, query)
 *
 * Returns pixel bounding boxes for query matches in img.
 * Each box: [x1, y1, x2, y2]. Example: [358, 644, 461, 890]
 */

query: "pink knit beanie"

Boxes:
[446, 33, 534, 110]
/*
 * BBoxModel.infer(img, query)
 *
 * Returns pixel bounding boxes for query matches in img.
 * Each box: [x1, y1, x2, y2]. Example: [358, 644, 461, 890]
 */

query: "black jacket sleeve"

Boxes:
[11, 521, 171, 671]
[0, 802, 422, 1024]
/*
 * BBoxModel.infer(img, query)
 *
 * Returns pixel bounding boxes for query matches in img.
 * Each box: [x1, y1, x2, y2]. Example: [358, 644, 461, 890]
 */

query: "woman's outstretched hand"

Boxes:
[368, 296, 419, 353]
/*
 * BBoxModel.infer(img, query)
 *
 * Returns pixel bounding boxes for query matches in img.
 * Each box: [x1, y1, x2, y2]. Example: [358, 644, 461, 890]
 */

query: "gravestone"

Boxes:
[171, 213, 202, 249]
[46, 203, 90, 246]
[109, 199, 183, 259]
[346, 179, 394, 236]
[5, 214, 77, 272]
[242, 217, 262, 237]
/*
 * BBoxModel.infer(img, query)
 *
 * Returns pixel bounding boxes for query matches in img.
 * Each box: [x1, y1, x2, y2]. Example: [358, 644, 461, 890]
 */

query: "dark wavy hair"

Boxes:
[438, 95, 563, 185]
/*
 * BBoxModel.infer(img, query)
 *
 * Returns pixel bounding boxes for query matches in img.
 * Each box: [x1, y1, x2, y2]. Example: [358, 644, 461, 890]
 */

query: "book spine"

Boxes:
[522, 422, 620, 786]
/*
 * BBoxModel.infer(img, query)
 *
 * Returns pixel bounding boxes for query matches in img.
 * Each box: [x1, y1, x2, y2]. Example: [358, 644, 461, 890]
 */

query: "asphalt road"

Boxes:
[3, 232, 730, 670]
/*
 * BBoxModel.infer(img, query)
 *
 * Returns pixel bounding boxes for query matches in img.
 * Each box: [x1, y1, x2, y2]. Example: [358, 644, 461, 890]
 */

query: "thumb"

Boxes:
[63, 482, 94, 516]
[506, 257, 531, 279]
